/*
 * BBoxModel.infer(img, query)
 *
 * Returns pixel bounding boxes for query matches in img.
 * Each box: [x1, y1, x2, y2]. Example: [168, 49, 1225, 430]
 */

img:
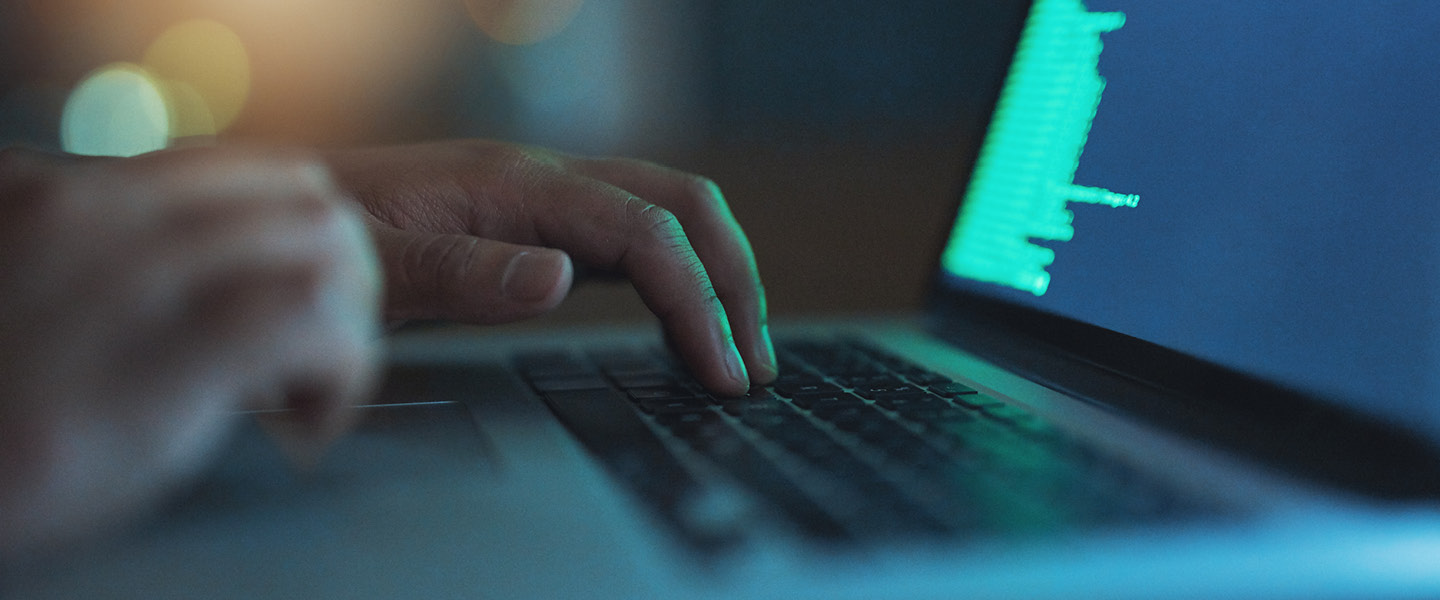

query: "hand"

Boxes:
[325, 140, 776, 396]
[0, 146, 381, 556]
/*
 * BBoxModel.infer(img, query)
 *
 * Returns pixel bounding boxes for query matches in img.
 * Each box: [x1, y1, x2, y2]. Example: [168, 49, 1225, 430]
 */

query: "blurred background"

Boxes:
[0, 0, 1022, 327]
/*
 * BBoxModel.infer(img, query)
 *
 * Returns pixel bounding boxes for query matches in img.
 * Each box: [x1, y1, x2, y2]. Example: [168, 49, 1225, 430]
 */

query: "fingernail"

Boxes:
[502, 251, 563, 302]
[724, 341, 749, 387]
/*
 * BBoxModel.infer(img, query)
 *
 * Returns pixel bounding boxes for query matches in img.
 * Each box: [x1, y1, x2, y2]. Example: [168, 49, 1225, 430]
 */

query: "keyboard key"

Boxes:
[740, 410, 807, 431]
[722, 394, 788, 417]
[638, 398, 714, 415]
[789, 392, 866, 410]
[811, 403, 883, 424]
[772, 372, 825, 386]
[854, 382, 921, 399]
[774, 381, 843, 397]
[628, 386, 704, 402]
[848, 419, 919, 444]
[612, 374, 679, 389]
[929, 381, 978, 397]
[540, 388, 741, 548]
[683, 420, 849, 539]
[654, 411, 722, 435]
[521, 338, 1216, 546]
[739, 387, 780, 401]
[893, 405, 973, 424]
[872, 392, 940, 410]
[768, 428, 848, 462]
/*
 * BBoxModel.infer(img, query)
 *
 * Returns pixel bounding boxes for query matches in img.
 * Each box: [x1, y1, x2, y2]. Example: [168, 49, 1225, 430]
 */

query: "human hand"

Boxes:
[325, 140, 775, 396]
[0, 146, 381, 555]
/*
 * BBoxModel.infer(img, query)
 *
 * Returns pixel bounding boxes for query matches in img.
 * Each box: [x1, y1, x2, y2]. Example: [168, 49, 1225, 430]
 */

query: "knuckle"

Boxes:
[629, 200, 684, 241]
[664, 173, 725, 222]
[244, 149, 337, 196]
[495, 146, 564, 192]
[462, 139, 535, 171]
[455, 138, 504, 158]
[683, 174, 724, 206]
[501, 151, 544, 180]
[280, 155, 335, 191]
[295, 200, 356, 254]
[402, 234, 478, 315]
[299, 192, 346, 227]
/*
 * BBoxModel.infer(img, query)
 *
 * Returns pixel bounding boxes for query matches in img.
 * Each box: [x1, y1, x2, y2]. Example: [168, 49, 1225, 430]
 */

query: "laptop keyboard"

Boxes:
[519, 337, 1209, 549]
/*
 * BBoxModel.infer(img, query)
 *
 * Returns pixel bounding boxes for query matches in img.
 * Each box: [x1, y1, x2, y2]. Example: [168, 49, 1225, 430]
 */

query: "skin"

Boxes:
[0, 145, 381, 556]
[327, 140, 777, 396]
[0, 139, 774, 557]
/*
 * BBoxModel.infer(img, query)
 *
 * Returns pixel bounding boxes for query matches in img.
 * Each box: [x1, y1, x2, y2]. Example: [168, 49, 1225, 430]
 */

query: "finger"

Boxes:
[117, 189, 361, 323]
[146, 189, 341, 273]
[506, 170, 751, 396]
[571, 158, 776, 384]
[67, 147, 345, 247]
[152, 262, 371, 466]
[139, 197, 380, 443]
[114, 146, 338, 208]
[264, 204, 382, 451]
[124, 262, 326, 455]
[368, 222, 574, 324]
[252, 351, 377, 469]
[177, 264, 329, 372]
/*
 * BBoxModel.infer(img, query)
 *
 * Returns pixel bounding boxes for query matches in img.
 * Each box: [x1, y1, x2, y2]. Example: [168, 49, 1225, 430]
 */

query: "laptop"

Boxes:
[11, 0, 1440, 598]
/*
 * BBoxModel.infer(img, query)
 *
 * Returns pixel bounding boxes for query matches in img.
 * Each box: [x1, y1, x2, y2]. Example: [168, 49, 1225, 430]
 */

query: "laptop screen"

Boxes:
[939, 0, 1440, 427]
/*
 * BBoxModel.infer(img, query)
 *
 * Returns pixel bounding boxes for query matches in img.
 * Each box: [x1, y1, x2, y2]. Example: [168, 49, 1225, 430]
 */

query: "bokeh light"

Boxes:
[142, 19, 250, 135]
[60, 64, 170, 157]
[158, 80, 218, 139]
[465, 0, 587, 45]
[58, 19, 252, 157]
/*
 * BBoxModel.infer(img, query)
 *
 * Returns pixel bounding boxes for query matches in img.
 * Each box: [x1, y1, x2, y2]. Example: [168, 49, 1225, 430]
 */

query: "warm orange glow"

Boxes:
[158, 80, 218, 139]
[43, 0, 462, 144]
[142, 19, 251, 135]
[465, 0, 586, 45]
[188, 0, 457, 143]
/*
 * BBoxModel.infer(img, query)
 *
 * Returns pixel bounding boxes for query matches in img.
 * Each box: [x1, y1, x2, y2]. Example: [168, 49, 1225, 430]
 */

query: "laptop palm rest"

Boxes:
[35, 367, 671, 599]
[168, 402, 497, 516]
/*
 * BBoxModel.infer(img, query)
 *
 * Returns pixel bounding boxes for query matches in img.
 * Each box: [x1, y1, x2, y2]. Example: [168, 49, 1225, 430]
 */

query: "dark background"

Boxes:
[8, 1, 1437, 425]
[0, 0, 1022, 325]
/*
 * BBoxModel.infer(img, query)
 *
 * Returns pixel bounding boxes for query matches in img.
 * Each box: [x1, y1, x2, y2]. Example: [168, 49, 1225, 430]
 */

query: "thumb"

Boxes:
[369, 223, 573, 324]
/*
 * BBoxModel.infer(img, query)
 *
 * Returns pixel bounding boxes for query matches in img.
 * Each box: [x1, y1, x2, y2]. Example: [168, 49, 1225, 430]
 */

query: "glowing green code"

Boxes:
[942, 0, 1136, 296]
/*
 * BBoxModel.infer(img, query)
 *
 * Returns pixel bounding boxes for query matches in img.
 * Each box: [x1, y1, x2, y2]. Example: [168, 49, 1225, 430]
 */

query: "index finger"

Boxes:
[503, 162, 753, 396]
[569, 157, 776, 385]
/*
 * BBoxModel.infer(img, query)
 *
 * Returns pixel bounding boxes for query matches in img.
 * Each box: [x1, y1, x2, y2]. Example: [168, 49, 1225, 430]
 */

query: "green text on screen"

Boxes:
[942, 0, 1136, 296]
